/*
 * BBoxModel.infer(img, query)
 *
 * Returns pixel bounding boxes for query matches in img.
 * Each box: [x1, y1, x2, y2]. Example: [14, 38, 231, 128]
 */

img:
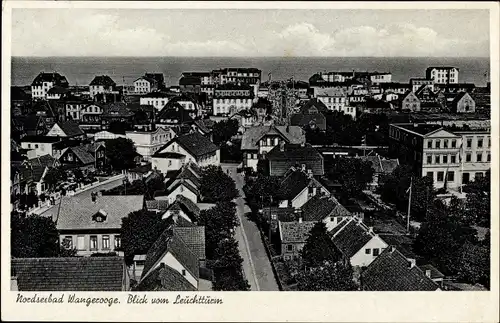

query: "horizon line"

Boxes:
[11, 55, 491, 59]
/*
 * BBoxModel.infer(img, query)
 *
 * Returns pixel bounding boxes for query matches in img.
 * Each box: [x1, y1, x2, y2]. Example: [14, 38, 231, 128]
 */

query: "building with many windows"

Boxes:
[213, 83, 254, 116]
[425, 67, 459, 84]
[388, 123, 490, 190]
[31, 72, 69, 100]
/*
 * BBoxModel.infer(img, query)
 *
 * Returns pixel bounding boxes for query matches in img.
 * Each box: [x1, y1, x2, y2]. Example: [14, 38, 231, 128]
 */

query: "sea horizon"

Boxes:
[11, 56, 491, 87]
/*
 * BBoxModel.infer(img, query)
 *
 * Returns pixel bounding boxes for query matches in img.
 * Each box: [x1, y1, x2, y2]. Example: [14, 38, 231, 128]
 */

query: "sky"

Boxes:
[11, 9, 490, 57]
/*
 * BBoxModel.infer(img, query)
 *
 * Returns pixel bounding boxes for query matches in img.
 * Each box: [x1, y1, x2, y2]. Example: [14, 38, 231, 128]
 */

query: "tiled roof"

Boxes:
[361, 248, 439, 291]
[145, 199, 170, 211]
[162, 132, 219, 158]
[135, 265, 196, 291]
[290, 113, 327, 130]
[157, 105, 193, 123]
[32, 72, 69, 86]
[68, 146, 96, 165]
[278, 170, 312, 201]
[11, 257, 126, 291]
[330, 218, 374, 259]
[171, 194, 201, 221]
[141, 227, 200, 281]
[300, 194, 350, 222]
[299, 99, 329, 114]
[173, 226, 206, 260]
[241, 125, 305, 151]
[267, 143, 323, 162]
[280, 221, 315, 243]
[419, 264, 445, 279]
[55, 195, 144, 231]
[152, 152, 186, 159]
[193, 119, 213, 134]
[378, 234, 417, 260]
[129, 163, 152, 174]
[28, 154, 59, 168]
[55, 120, 84, 137]
[31, 166, 47, 183]
[90, 75, 116, 86]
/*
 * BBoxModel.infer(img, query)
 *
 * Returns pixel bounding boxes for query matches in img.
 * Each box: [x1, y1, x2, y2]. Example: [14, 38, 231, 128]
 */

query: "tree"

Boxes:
[301, 222, 341, 268]
[121, 210, 169, 265]
[212, 238, 243, 269]
[11, 211, 59, 258]
[72, 168, 84, 184]
[326, 157, 374, 198]
[212, 119, 239, 146]
[243, 174, 280, 208]
[200, 165, 239, 202]
[108, 121, 133, 134]
[414, 201, 478, 275]
[380, 165, 435, 222]
[296, 262, 359, 291]
[463, 171, 490, 226]
[44, 167, 68, 190]
[106, 137, 137, 171]
[213, 267, 250, 291]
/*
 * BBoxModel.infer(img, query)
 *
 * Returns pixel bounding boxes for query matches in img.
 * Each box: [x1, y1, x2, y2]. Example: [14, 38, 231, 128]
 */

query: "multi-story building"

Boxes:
[214, 68, 262, 97]
[125, 127, 174, 161]
[388, 123, 490, 190]
[79, 103, 105, 131]
[426, 67, 459, 84]
[133, 76, 159, 94]
[316, 88, 356, 119]
[410, 78, 435, 93]
[314, 71, 392, 84]
[31, 72, 69, 100]
[139, 92, 176, 111]
[89, 75, 117, 99]
[213, 83, 254, 116]
[399, 91, 421, 112]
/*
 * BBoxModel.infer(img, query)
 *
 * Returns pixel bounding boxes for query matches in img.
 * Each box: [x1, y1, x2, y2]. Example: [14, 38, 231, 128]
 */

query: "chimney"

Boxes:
[368, 226, 374, 234]
[301, 164, 306, 172]
[307, 169, 313, 179]
[298, 216, 303, 224]
[390, 245, 396, 253]
[425, 269, 432, 278]
[408, 259, 416, 269]
[279, 141, 285, 152]
[159, 262, 165, 269]
[286, 125, 290, 133]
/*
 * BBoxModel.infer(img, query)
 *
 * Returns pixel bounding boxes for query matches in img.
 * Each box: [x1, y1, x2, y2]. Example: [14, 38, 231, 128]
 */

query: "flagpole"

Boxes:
[407, 177, 412, 233]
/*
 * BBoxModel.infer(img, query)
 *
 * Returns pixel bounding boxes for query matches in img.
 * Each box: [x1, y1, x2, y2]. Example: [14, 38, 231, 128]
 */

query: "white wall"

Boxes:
[152, 157, 184, 173]
[164, 184, 198, 204]
[291, 185, 329, 208]
[47, 124, 67, 137]
[350, 236, 388, 267]
[21, 142, 55, 157]
[162, 252, 198, 289]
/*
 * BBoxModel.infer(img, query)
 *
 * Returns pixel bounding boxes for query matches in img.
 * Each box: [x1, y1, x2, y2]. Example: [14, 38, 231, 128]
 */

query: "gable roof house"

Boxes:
[54, 194, 145, 256]
[241, 125, 305, 172]
[361, 247, 440, 291]
[451, 92, 476, 113]
[155, 132, 220, 168]
[300, 194, 352, 231]
[46, 120, 85, 139]
[278, 220, 316, 261]
[277, 168, 330, 208]
[58, 145, 99, 170]
[329, 217, 388, 268]
[89, 75, 118, 100]
[162, 194, 201, 224]
[137, 227, 201, 291]
[11, 257, 130, 291]
[266, 142, 324, 177]
[156, 104, 194, 127]
[161, 163, 203, 204]
[31, 72, 69, 100]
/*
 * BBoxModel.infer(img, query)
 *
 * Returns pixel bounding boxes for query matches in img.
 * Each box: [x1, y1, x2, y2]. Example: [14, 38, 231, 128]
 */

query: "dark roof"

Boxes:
[170, 194, 201, 221]
[300, 195, 350, 222]
[359, 155, 399, 174]
[63, 146, 95, 165]
[215, 83, 253, 91]
[290, 113, 327, 130]
[55, 195, 145, 230]
[11, 87, 30, 101]
[378, 234, 417, 260]
[451, 92, 470, 105]
[157, 105, 193, 124]
[173, 226, 206, 260]
[362, 248, 439, 291]
[55, 120, 84, 137]
[141, 227, 200, 281]
[163, 132, 219, 158]
[330, 218, 374, 259]
[32, 72, 69, 86]
[135, 265, 196, 291]
[179, 76, 201, 86]
[89, 75, 116, 86]
[418, 264, 445, 280]
[145, 199, 170, 211]
[28, 154, 59, 168]
[12, 257, 126, 291]
[141, 91, 175, 98]
[299, 99, 329, 114]
[391, 123, 442, 136]
[241, 125, 305, 151]
[379, 82, 410, 89]
[152, 152, 186, 159]
[21, 135, 61, 143]
[278, 170, 314, 200]
[129, 163, 152, 174]
[47, 86, 70, 95]
[280, 221, 316, 243]
[31, 166, 47, 182]
[267, 143, 323, 162]
[193, 119, 212, 134]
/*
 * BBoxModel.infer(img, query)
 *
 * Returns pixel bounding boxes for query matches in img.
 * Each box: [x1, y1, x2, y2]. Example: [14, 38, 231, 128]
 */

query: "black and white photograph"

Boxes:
[2, 1, 499, 322]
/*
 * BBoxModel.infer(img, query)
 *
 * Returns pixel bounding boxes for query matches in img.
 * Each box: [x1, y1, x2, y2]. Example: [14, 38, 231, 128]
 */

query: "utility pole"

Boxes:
[406, 177, 412, 234]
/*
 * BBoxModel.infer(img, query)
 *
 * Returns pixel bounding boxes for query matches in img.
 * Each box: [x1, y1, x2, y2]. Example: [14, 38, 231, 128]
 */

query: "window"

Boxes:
[181, 269, 186, 276]
[442, 155, 448, 164]
[434, 155, 440, 164]
[365, 248, 371, 254]
[488, 138, 491, 147]
[451, 155, 456, 164]
[478, 139, 483, 148]
[63, 236, 73, 249]
[287, 244, 293, 252]
[27, 144, 31, 148]
[90, 236, 98, 250]
[114, 235, 121, 249]
[447, 171, 455, 182]
[77, 236, 85, 250]
[373, 248, 380, 256]
[451, 139, 457, 148]
[426, 155, 432, 164]
[477, 153, 482, 162]
[437, 171, 444, 182]
[308, 186, 314, 195]
[426, 172, 433, 179]
[168, 160, 172, 166]
[487, 153, 491, 162]
[102, 235, 110, 250]
[462, 172, 470, 184]
[466, 138, 472, 148]
[435, 140, 441, 149]
[466, 153, 471, 162]
[444, 140, 448, 148]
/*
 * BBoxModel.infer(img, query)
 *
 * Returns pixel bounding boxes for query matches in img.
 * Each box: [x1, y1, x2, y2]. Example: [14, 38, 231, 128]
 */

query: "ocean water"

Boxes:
[11, 56, 490, 87]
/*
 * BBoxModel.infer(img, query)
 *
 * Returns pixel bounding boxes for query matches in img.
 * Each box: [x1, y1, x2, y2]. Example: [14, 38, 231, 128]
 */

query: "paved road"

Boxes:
[221, 164, 280, 291]
[37, 175, 126, 219]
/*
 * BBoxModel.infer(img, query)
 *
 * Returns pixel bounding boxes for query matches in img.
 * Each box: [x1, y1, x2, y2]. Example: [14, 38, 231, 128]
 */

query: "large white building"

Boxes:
[125, 127, 176, 161]
[139, 92, 175, 111]
[89, 75, 117, 99]
[426, 67, 459, 84]
[213, 83, 254, 116]
[316, 88, 356, 119]
[31, 72, 69, 100]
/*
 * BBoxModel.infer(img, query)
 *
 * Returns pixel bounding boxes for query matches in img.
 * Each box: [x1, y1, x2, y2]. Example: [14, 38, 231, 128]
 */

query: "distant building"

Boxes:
[46, 120, 85, 139]
[89, 75, 117, 99]
[379, 82, 410, 95]
[134, 76, 159, 94]
[79, 103, 105, 131]
[451, 92, 476, 113]
[388, 123, 490, 189]
[266, 143, 324, 177]
[139, 92, 175, 111]
[399, 91, 421, 112]
[179, 76, 202, 94]
[31, 72, 69, 100]
[316, 88, 356, 119]
[20, 135, 62, 158]
[410, 78, 434, 93]
[426, 66, 459, 84]
[125, 127, 175, 161]
[213, 83, 254, 116]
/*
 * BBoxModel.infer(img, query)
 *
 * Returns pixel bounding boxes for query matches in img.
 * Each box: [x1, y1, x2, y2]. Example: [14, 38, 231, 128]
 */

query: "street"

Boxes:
[37, 175, 126, 219]
[221, 164, 280, 291]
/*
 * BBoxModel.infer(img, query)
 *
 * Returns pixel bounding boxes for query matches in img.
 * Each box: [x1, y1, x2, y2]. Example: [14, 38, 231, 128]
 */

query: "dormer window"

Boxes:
[92, 209, 107, 222]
